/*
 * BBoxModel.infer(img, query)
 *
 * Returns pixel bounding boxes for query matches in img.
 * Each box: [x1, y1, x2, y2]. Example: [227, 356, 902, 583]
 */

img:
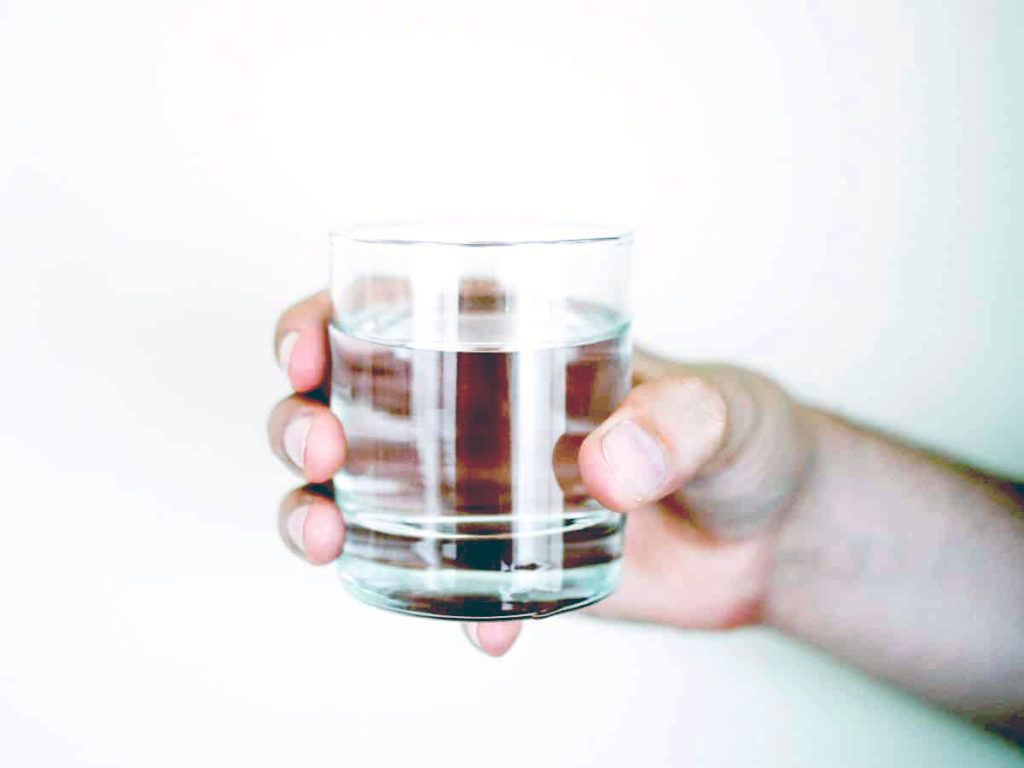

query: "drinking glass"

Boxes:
[328, 220, 633, 620]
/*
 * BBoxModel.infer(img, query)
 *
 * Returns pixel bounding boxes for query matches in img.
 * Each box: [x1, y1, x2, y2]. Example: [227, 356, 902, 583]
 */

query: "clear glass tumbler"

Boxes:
[328, 220, 632, 620]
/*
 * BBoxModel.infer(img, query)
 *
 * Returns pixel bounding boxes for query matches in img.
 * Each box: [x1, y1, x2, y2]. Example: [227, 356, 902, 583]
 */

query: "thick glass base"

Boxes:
[334, 506, 624, 621]
[338, 556, 622, 621]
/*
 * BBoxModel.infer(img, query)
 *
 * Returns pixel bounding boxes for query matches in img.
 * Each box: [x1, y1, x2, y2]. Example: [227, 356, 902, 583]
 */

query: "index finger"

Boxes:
[274, 290, 331, 394]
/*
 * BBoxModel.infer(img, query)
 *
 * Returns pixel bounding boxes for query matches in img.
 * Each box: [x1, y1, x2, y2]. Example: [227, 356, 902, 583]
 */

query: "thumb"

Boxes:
[578, 368, 812, 539]
[578, 377, 728, 511]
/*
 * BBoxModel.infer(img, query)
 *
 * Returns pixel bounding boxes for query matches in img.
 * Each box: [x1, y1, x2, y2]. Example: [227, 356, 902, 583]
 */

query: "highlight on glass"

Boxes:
[328, 220, 633, 620]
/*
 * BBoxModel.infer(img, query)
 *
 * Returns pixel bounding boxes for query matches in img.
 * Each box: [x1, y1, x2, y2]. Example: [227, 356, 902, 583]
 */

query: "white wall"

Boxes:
[1, 1, 1021, 765]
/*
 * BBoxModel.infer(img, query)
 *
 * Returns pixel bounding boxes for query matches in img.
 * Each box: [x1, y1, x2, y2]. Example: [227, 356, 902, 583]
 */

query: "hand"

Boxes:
[269, 291, 814, 655]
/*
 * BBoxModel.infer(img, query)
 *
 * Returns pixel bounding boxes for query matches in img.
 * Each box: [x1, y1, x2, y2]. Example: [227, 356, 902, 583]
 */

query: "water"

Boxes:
[328, 300, 631, 620]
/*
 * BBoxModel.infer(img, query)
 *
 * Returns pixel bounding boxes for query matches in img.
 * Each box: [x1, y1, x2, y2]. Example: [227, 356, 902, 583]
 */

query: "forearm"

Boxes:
[765, 408, 1024, 738]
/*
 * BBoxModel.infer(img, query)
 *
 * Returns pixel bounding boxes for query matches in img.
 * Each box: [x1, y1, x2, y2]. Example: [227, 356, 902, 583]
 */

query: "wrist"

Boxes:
[758, 404, 830, 631]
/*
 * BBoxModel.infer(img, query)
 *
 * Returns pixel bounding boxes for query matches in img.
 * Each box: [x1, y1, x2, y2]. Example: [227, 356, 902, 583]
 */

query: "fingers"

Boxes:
[461, 621, 522, 657]
[273, 292, 345, 565]
[278, 486, 345, 565]
[267, 394, 347, 483]
[578, 377, 728, 512]
[274, 291, 331, 394]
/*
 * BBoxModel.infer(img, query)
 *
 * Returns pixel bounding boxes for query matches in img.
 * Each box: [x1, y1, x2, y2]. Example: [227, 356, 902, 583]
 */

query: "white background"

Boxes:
[2, 1, 1022, 765]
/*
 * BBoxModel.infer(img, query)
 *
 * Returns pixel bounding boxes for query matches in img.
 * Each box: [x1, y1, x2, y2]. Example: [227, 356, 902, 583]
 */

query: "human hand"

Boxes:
[269, 291, 814, 655]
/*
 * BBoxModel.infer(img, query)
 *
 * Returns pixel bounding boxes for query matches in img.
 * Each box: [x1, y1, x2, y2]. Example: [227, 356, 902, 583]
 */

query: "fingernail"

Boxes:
[284, 415, 313, 470]
[601, 420, 666, 501]
[277, 331, 299, 377]
[461, 623, 484, 653]
[287, 504, 310, 553]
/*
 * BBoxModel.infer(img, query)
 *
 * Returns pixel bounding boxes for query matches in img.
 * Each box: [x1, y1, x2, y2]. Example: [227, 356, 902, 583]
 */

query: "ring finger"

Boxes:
[278, 485, 345, 565]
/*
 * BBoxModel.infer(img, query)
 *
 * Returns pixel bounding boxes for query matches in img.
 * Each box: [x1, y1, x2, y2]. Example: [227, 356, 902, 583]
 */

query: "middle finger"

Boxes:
[268, 394, 347, 483]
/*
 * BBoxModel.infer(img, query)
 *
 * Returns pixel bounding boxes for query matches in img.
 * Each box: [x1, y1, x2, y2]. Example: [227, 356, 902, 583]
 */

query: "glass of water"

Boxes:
[328, 220, 632, 620]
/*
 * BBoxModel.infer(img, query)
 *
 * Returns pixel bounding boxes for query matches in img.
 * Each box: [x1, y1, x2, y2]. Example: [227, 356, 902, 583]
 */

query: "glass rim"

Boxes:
[329, 219, 634, 248]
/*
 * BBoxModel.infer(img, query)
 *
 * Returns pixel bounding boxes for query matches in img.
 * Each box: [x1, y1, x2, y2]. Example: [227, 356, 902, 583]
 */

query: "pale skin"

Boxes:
[269, 291, 1024, 742]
